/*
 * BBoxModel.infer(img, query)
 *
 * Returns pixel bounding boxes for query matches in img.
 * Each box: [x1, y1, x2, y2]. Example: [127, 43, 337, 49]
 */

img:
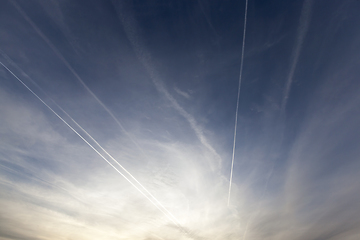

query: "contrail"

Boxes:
[113, 1, 222, 169]
[0, 52, 182, 227]
[280, 0, 313, 113]
[59, 107, 182, 227]
[0, 61, 183, 229]
[10, 0, 145, 155]
[148, 67, 222, 167]
[228, 0, 249, 207]
[197, 0, 220, 39]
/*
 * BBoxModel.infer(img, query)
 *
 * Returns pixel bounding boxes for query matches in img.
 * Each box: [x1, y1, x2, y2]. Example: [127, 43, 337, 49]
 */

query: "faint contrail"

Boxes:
[280, 0, 313, 113]
[113, 1, 222, 169]
[10, 0, 145, 155]
[0, 61, 183, 228]
[228, 0, 248, 207]
[197, 0, 220, 39]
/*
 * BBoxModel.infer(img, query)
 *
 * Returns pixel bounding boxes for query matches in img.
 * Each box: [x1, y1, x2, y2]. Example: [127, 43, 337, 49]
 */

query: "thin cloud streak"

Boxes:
[113, 1, 222, 169]
[281, 0, 313, 113]
[228, 0, 249, 207]
[174, 87, 191, 100]
[10, 0, 146, 156]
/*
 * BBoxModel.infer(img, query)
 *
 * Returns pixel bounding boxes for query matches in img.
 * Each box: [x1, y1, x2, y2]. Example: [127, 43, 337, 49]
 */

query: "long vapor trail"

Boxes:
[0, 52, 182, 226]
[0, 61, 184, 230]
[280, 0, 313, 113]
[10, 1, 145, 155]
[228, 0, 249, 207]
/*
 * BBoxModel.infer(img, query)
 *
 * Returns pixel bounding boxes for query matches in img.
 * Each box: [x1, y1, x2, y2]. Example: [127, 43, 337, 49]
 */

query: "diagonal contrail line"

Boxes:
[10, 0, 145, 156]
[59, 107, 182, 226]
[280, 0, 312, 114]
[0, 61, 183, 228]
[0, 52, 182, 226]
[228, 0, 249, 207]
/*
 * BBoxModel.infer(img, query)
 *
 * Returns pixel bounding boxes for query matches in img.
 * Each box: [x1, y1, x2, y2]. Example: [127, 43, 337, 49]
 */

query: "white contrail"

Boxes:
[228, 0, 249, 207]
[10, 1, 145, 155]
[58, 107, 182, 227]
[0, 52, 182, 227]
[113, 1, 222, 169]
[197, 0, 220, 39]
[0, 61, 183, 228]
[280, 0, 313, 113]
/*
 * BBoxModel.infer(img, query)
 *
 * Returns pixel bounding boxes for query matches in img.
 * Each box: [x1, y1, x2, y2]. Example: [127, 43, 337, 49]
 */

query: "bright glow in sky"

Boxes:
[1, 0, 360, 239]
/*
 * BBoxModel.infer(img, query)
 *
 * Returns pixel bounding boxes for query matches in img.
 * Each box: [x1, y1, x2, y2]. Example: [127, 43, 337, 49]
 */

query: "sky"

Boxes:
[1, 0, 360, 239]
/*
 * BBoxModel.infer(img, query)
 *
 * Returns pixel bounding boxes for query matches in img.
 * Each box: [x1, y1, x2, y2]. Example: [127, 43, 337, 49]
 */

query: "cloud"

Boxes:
[281, 0, 313, 113]
[111, 1, 222, 171]
[174, 87, 191, 100]
[243, 44, 360, 240]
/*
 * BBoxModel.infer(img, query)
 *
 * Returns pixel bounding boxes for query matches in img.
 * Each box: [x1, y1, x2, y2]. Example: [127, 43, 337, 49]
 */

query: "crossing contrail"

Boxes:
[228, 0, 249, 207]
[10, 0, 145, 156]
[0, 61, 183, 229]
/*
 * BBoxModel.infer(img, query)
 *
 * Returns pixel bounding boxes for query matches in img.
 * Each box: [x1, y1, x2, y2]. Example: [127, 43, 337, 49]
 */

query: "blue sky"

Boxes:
[1, 0, 360, 239]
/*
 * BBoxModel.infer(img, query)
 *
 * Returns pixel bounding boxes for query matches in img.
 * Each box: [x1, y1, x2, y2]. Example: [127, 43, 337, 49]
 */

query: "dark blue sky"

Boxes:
[1, 0, 360, 239]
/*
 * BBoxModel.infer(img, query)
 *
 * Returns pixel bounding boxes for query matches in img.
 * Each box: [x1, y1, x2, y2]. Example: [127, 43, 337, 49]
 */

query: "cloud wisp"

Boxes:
[112, 1, 223, 171]
[9, 0, 146, 156]
[281, 0, 313, 113]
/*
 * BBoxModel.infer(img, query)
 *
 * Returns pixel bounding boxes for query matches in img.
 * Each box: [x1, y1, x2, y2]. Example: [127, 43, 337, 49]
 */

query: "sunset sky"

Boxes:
[1, 0, 360, 239]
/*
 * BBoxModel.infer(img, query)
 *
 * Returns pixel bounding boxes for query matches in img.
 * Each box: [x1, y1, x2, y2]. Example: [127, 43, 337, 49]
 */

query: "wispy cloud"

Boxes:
[10, 0, 146, 157]
[174, 87, 191, 100]
[281, 0, 313, 113]
[112, 1, 222, 170]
